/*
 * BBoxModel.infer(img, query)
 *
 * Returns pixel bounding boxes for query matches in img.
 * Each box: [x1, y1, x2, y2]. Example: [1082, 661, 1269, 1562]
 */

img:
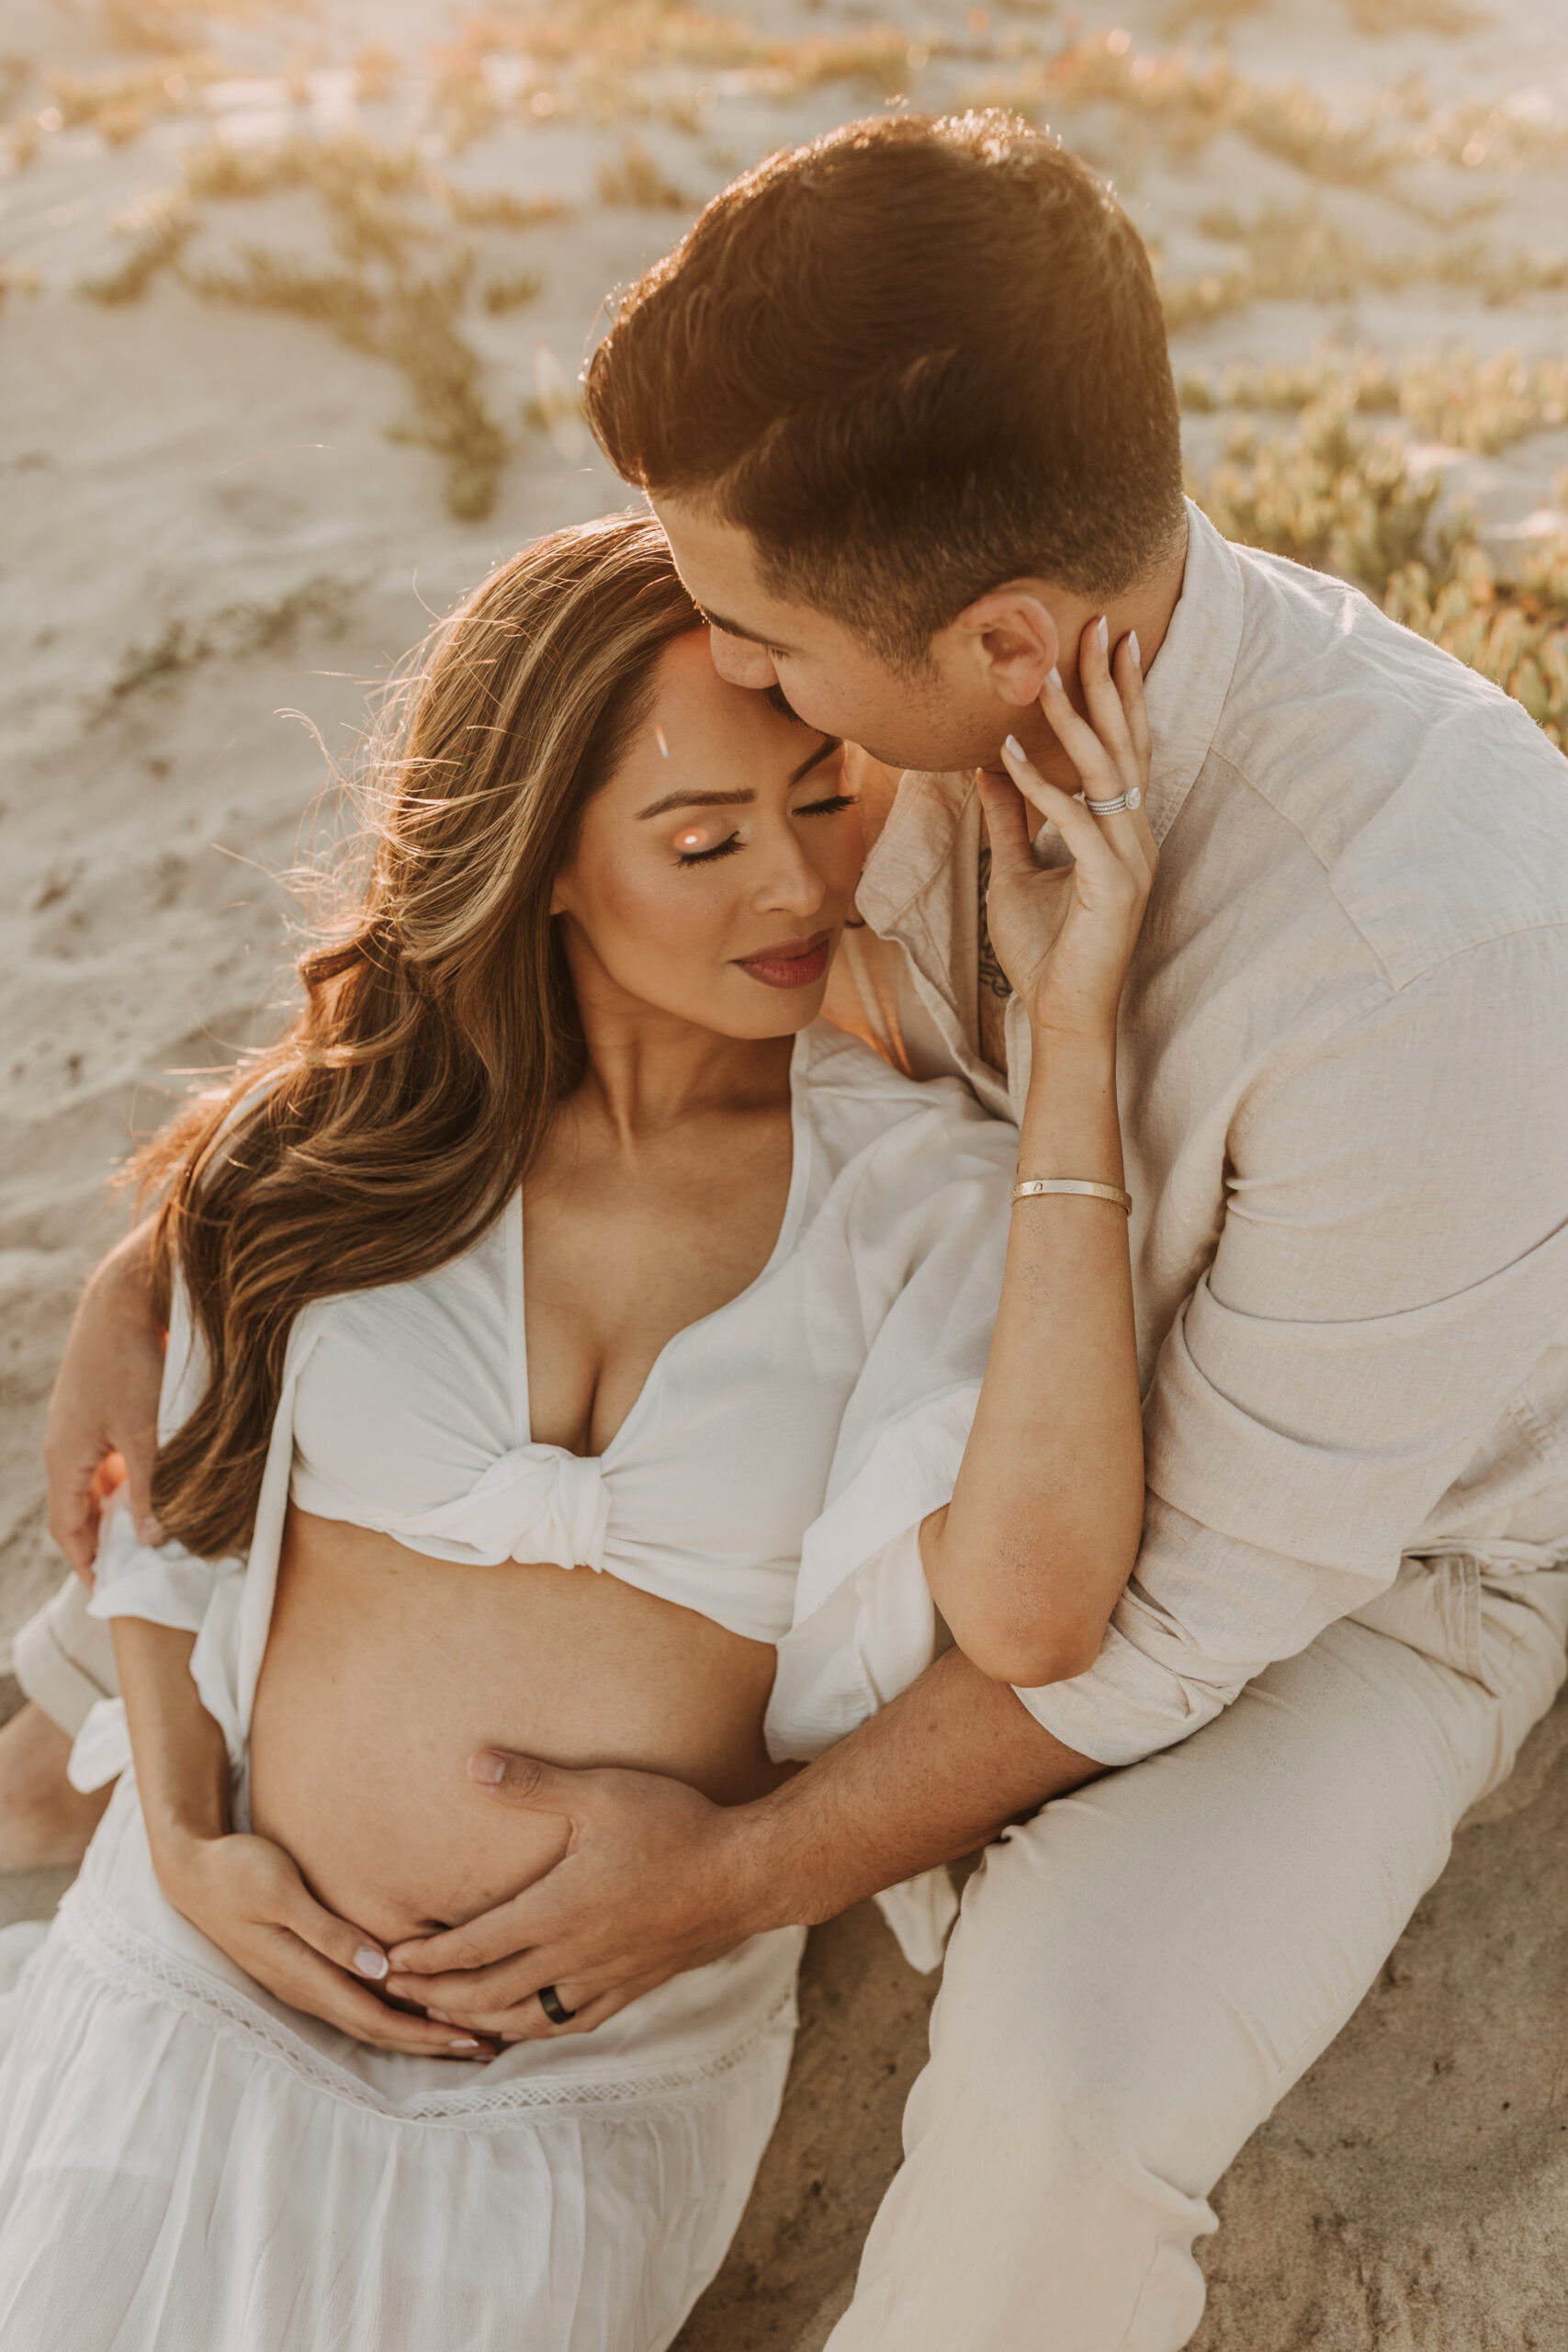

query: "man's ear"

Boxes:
[951, 586, 1061, 709]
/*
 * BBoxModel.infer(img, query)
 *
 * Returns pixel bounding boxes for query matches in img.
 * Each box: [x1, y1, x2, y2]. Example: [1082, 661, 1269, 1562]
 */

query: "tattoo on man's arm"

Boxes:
[976, 845, 1012, 1001]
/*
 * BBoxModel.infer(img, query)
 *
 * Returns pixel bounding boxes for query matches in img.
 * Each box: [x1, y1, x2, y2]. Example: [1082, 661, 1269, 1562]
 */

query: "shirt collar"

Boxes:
[855, 763, 972, 941]
[1140, 499, 1245, 847]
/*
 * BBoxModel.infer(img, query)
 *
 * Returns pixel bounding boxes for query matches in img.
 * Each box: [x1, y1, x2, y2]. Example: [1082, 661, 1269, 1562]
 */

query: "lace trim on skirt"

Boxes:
[50, 1882, 795, 2132]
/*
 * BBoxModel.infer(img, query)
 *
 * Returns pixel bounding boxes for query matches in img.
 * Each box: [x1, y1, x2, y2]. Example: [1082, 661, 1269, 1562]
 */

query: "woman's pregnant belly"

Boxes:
[247, 1508, 787, 1947]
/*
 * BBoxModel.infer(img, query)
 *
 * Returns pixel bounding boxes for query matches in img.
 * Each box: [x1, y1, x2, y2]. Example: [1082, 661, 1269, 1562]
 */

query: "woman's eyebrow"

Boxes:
[634, 738, 840, 819]
[635, 786, 756, 821]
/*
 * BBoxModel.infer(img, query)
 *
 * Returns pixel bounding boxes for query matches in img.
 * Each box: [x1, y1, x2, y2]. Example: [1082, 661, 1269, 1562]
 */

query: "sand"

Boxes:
[3, 0, 1567, 2340]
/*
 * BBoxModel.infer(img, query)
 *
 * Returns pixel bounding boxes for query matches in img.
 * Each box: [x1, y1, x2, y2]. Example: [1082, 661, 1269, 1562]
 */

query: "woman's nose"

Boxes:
[755, 832, 829, 918]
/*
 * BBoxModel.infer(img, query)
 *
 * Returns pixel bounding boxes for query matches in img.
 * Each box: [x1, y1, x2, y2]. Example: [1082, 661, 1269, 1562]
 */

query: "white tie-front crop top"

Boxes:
[88, 1023, 1017, 1793]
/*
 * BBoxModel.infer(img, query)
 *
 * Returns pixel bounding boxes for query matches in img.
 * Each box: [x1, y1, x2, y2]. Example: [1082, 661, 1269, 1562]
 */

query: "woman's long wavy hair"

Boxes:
[141, 513, 699, 1561]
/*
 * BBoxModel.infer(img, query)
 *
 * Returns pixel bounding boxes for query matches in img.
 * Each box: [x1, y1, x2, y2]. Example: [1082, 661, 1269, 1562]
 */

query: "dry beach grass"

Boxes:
[4, 0, 1568, 2342]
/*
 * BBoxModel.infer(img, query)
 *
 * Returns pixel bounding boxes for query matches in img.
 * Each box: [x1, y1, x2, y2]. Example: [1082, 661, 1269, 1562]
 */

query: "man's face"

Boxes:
[651, 496, 1016, 773]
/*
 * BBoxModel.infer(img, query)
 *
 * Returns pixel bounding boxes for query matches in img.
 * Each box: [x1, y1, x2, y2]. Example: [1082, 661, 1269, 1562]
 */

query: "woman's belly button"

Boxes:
[253, 1759, 574, 1944]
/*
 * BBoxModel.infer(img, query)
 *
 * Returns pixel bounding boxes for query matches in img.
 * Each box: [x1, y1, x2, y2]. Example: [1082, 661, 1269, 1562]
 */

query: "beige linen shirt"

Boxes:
[824, 501, 1568, 1767]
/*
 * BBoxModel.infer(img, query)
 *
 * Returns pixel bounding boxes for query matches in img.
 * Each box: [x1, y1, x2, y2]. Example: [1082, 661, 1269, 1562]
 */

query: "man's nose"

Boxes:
[708, 629, 779, 689]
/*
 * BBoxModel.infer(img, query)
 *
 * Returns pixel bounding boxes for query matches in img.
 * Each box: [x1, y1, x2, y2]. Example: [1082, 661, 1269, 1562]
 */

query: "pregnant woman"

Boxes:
[0, 513, 1154, 2350]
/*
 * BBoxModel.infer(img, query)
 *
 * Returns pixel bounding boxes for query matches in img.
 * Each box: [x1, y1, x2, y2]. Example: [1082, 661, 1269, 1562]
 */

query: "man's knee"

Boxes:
[927, 1851, 1196, 2188]
[11, 1577, 118, 1738]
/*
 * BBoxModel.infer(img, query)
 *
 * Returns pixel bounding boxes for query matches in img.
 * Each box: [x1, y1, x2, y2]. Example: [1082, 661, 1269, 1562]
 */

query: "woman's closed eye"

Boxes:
[675, 831, 744, 866]
[672, 792, 859, 867]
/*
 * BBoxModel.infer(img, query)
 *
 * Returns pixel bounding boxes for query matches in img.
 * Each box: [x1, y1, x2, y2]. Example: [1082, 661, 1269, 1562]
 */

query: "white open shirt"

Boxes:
[84, 1022, 1019, 1967]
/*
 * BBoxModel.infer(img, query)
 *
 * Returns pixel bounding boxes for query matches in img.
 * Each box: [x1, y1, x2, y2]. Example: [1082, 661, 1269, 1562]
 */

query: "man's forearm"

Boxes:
[738, 1646, 1103, 1930]
[377, 1648, 1105, 2027]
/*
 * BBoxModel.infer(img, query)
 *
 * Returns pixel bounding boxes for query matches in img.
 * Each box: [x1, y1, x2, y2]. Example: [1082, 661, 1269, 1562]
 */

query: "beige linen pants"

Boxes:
[11, 1576, 118, 1736]
[827, 1555, 1568, 2352]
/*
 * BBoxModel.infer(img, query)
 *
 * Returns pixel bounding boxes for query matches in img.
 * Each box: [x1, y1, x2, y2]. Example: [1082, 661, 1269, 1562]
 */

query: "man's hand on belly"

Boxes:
[383, 1759, 759, 2038]
[382, 1651, 1101, 2037]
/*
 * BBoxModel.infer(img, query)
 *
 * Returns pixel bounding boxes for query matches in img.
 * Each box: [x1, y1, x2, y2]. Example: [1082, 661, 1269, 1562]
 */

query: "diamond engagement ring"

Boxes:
[1085, 786, 1142, 816]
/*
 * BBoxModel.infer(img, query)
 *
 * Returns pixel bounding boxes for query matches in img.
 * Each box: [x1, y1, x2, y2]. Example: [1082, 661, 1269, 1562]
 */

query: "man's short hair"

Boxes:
[587, 110, 1186, 666]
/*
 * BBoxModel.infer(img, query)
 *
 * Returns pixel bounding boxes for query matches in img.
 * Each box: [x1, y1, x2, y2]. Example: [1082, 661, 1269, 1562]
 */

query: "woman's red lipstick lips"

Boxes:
[734, 929, 834, 989]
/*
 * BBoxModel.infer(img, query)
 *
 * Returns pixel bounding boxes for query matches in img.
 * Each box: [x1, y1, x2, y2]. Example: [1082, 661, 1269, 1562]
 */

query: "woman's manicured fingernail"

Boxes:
[1129, 629, 1141, 669]
[1096, 615, 1109, 653]
[1046, 665, 1063, 691]
[1002, 733, 1026, 763]
[354, 1946, 389, 1981]
[448, 2036, 481, 2052]
[469, 1751, 506, 1784]
[426, 2007, 454, 2024]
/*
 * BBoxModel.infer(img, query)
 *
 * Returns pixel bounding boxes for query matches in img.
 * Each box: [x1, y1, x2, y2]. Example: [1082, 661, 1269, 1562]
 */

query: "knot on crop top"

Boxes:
[389, 1441, 612, 1573]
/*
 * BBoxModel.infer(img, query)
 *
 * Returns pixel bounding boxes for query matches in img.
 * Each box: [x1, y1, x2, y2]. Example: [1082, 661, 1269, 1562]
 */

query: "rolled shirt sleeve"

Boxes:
[87, 1499, 231, 1636]
[1021, 925, 1568, 1767]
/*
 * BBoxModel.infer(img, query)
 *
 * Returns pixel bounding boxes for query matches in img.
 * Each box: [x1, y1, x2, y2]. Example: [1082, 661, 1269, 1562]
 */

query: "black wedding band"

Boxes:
[538, 1984, 577, 2025]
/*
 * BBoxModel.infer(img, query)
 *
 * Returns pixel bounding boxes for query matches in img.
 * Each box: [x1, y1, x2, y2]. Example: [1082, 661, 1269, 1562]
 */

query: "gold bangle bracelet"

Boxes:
[1011, 1179, 1133, 1214]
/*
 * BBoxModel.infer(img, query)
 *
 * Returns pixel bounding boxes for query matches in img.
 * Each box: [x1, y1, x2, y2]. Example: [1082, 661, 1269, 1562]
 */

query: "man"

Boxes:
[15, 114, 1568, 2349]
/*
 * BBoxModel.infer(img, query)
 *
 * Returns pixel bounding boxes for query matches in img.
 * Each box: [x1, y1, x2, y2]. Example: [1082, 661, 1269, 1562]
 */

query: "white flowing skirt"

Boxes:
[0, 1778, 804, 2352]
